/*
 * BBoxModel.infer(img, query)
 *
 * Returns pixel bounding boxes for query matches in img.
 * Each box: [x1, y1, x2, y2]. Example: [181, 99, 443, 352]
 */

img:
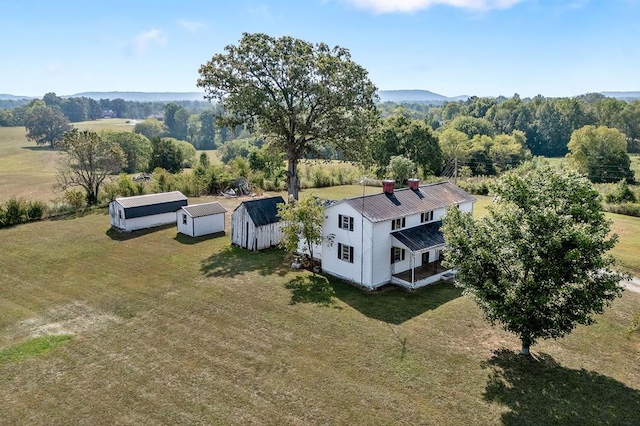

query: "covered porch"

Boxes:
[390, 221, 455, 290]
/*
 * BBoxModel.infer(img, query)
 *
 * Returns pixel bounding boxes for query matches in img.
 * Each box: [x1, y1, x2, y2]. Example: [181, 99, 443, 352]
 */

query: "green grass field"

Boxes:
[1, 128, 639, 423]
[0, 202, 638, 424]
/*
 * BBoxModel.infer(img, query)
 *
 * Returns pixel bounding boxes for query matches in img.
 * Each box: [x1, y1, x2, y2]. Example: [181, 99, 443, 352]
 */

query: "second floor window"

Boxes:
[421, 211, 434, 223]
[391, 217, 406, 230]
[338, 214, 354, 231]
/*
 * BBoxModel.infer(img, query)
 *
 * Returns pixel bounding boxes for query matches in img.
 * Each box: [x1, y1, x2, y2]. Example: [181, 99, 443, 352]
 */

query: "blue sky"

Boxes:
[1, 0, 638, 98]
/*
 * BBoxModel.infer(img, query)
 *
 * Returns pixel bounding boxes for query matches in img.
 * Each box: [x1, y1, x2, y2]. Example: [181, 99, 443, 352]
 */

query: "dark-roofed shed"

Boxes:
[109, 191, 187, 232]
[231, 196, 286, 251]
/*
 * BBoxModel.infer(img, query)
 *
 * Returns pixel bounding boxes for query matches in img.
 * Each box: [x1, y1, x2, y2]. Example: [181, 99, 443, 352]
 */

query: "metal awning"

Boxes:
[391, 221, 445, 253]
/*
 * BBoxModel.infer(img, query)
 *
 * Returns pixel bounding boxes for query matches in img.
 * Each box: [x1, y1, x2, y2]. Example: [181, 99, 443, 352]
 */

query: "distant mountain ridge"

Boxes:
[2, 90, 639, 102]
[69, 91, 208, 102]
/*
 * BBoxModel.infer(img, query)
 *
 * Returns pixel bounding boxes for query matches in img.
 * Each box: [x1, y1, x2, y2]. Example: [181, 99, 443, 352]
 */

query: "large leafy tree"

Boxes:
[101, 131, 152, 173]
[442, 165, 625, 355]
[148, 137, 184, 173]
[25, 104, 73, 148]
[370, 115, 442, 178]
[277, 195, 327, 265]
[197, 32, 379, 199]
[57, 130, 126, 205]
[567, 125, 635, 183]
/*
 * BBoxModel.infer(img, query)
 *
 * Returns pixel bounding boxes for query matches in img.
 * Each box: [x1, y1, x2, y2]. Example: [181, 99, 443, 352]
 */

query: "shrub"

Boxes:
[604, 203, 640, 218]
[25, 200, 46, 221]
[64, 190, 87, 212]
[605, 180, 638, 204]
[3, 197, 27, 225]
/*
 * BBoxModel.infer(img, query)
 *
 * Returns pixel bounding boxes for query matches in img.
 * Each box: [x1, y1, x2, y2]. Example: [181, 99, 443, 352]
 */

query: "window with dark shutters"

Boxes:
[338, 243, 354, 263]
[339, 214, 354, 231]
[391, 247, 405, 264]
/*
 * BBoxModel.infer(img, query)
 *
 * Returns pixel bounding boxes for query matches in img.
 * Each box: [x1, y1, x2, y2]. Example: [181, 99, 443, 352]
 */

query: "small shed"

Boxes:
[231, 196, 285, 251]
[177, 202, 227, 237]
[109, 191, 187, 232]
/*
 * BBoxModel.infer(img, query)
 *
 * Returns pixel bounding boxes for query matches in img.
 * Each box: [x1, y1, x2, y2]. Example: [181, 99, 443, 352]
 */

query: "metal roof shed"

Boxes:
[177, 202, 227, 237]
[109, 191, 187, 232]
[231, 196, 286, 251]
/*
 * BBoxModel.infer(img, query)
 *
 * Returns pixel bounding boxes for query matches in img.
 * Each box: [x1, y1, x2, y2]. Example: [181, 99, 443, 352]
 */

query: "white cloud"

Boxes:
[178, 19, 206, 33]
[346, 0, 525, 13]
[131, 29, 166, 55]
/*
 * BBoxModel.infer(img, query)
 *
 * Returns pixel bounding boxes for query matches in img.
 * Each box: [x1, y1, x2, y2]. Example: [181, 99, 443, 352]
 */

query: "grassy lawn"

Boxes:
[0, 197, 638, 424]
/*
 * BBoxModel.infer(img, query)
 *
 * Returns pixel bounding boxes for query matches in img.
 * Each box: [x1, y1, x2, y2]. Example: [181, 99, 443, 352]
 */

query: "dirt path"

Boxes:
[621, 277, 640, 294]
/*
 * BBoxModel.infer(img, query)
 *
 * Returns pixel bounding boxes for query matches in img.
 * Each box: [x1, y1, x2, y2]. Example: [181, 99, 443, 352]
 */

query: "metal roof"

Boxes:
[391, 221, 445, 252]
[116, 191, 187, 209]
[181, 202, 227, 218]
[344, 181, 475, 223]
[235, 196, 286, 227]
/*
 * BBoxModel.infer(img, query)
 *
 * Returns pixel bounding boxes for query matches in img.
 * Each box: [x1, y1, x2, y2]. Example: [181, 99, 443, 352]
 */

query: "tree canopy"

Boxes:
[25, 104, 73, 148]
[566, 125, 635, 183]
[197, 32, 379, 199]
[277, 195, 327, 264]
[57, 130, 126, 205]
[442, 165, 625, 355]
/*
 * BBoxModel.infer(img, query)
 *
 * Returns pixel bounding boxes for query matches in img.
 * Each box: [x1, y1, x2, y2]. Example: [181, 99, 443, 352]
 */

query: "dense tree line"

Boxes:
[381, 93, 640, 156]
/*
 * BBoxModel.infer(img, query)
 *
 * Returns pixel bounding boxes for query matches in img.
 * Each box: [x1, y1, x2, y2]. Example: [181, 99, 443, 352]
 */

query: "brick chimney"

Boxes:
[382, 179, 395, 194]
[408, 178, 420, 190]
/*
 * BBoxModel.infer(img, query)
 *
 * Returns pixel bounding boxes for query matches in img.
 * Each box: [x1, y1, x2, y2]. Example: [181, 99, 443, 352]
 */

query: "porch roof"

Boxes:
[391, 221, 445, 252]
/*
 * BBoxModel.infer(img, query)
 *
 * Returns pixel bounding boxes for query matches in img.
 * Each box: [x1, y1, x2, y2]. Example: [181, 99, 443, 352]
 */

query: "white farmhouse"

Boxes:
[317, 179, 475, 290]
[177, 202, 227, 237]
[231, 196, 286, 251]
[109, 191, 187, 232]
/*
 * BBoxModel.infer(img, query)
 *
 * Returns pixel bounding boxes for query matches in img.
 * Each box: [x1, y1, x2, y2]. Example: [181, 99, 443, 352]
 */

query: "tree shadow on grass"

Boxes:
[284, 275, 340, 308]
[173, 231, 225, 245]
[330, 279, 462, 325]
[200, 245, 289, 278]
[483, 349, 640, 425]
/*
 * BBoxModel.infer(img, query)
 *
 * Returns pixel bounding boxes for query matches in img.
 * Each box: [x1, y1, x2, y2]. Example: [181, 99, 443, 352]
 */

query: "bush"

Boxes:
[604, 203, 640, 217]
[3, 197, 27, 225]
[605, 180, 638, 204]
[63, 190, 87, 212]
[25, 200, 46, 221]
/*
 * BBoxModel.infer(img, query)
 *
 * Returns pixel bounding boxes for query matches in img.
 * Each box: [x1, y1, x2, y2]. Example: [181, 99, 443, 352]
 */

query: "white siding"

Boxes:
[109, 201, 177, 231]
[178, 211, 225, 237]
[231, 204, 283, 251]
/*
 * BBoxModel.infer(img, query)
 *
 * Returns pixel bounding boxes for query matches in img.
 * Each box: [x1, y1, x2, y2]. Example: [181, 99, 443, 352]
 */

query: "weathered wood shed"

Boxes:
[177, 202, 227, 237]
[109, 191, 187, 232]
[231, 196, 285, 251]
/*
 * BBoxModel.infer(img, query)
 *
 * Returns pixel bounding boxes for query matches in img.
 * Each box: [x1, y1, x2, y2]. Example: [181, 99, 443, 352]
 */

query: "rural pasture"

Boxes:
[0, 121, 639, 424]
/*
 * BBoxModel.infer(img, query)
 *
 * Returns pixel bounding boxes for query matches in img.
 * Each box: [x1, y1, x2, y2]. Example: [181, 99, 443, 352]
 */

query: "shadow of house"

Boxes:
[329, 278, 462, 324]
[483, 349, 640, 425]
[284, 275, 340, 308]
[200, 245, 289, 278]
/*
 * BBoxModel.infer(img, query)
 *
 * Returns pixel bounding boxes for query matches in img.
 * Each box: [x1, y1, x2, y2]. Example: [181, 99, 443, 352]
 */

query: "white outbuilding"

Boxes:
[231, 196, 285, 251]
[109, 191, 188, 232]
[177, 202, 227, 237]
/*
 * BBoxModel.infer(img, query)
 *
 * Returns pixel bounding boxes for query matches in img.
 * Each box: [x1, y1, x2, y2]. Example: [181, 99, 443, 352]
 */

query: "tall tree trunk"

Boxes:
[520, 334, 532, 356]
[286, 156, 299, 201]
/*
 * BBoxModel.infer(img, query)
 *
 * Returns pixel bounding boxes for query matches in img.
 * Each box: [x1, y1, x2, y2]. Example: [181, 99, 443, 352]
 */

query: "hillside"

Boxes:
[69, 91, 208, 102]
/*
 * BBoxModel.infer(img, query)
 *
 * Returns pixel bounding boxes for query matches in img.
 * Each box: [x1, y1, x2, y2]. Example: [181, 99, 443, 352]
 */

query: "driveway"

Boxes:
[621, 277, 640, 294]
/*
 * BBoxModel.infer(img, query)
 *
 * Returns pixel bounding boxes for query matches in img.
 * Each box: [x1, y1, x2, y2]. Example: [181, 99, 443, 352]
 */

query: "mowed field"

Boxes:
[0, 196, 639, 424]
[1, 122, 639, 423]
[0, 120, 136, 203]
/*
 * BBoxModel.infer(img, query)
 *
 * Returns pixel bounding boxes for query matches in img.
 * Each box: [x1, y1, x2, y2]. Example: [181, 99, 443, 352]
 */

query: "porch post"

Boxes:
[411, 252, 415, 287]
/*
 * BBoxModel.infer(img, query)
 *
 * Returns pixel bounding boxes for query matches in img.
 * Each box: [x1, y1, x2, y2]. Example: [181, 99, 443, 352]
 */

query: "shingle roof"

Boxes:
[116, 191, 187, 209]
[344, 181, 475, 223]
[391, 221, 445, 252]
[236, 196, 286, 227]
[182, 202, 227, 218]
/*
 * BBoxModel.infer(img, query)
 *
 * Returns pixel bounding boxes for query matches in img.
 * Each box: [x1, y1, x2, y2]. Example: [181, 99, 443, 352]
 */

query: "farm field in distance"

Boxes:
[1, 120, 639, 423]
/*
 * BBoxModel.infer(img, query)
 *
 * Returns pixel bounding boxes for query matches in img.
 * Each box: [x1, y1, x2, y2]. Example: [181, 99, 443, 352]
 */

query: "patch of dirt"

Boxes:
[621, 277, 640, 294]
[6, 302, 121, 342]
